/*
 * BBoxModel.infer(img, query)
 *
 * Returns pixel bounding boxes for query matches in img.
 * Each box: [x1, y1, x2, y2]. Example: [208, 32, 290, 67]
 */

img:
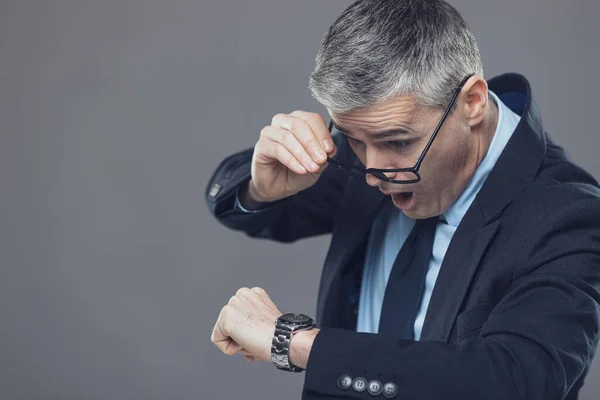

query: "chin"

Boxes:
[400, 207, 425, 219]
[403, 206, 440, 220]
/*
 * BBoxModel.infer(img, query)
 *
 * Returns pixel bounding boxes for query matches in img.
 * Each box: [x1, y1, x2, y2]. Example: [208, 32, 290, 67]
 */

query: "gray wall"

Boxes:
[1, 1, 599, 399]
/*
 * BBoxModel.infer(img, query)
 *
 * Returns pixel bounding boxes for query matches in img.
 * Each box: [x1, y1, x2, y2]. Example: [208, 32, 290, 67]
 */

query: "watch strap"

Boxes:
[271, 326, 304, 372]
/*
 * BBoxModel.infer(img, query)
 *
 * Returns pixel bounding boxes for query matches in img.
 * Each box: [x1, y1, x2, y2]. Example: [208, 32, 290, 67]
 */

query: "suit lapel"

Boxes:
[420, 215, 500, 341]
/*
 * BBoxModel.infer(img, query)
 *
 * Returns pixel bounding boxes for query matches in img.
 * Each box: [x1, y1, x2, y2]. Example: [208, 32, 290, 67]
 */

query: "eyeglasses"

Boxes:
[326, 75, 473, 184]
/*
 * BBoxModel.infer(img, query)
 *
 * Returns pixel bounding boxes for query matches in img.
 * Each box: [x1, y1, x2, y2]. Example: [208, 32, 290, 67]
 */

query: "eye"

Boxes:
[346, 136, 364, 148]
[384, 140, 411, 152]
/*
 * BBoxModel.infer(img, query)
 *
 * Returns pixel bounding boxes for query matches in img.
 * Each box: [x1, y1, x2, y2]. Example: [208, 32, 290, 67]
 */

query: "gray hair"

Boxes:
[308, 0, 484, 114]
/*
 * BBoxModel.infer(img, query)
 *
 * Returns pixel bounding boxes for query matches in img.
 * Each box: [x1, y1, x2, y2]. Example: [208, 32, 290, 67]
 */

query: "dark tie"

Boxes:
[378, 216, 438, 340]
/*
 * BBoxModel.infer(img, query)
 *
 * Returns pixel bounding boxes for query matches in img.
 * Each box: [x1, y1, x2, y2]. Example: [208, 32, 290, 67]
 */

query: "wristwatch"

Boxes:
[271, 313, 315, 372]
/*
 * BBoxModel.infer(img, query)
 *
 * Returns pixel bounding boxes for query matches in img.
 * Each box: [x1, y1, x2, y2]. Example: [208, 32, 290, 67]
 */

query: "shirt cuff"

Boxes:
[233, 186, 268, 213]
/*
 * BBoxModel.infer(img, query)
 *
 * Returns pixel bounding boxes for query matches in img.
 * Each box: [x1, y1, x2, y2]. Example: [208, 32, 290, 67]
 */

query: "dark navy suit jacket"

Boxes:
[206, 74, 600, 400]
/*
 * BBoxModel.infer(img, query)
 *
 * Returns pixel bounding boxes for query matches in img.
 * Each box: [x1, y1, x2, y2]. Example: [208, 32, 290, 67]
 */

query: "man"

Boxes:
[206, 1, 600, 399]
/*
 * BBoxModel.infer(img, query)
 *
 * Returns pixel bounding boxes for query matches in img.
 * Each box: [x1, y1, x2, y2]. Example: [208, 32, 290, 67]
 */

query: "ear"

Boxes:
[460, 76, 489, 127]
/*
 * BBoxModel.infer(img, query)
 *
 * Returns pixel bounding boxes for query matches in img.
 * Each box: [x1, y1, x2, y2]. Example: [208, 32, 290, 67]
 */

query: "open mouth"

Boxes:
[391, 191, 416, 210]
[397, 192, 414, 200]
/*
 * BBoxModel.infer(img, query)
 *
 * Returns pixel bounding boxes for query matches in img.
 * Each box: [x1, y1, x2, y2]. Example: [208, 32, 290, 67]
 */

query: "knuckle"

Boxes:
[217, 306, 232, 334]
[221, 304, 234, 321]
[285, 117, 298, 131]
[272, 113, 286, 125]
[306, 112, 322, 124]
[255, 135, 269, 151]
[218, 305, 228, 321]
[290, 110, 308, 120]
[236, 287, 250, 296]
[260, 125, 271, 137]
[295, 111, 323, 129]
[251, 286, 265, 294]
[221, 304, 230, 314]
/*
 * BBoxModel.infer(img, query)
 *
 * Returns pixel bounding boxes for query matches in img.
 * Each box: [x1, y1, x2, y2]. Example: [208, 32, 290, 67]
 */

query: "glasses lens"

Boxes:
[371, 170, 419, 184]
[327, 122, 421, 184]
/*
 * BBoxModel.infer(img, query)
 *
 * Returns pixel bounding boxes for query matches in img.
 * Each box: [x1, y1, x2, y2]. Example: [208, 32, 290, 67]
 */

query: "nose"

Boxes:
[365, 173, 380, 187]
[365, 171, 395, 187]
[364, 149, 398, 187]
[365, 164, 403, 187]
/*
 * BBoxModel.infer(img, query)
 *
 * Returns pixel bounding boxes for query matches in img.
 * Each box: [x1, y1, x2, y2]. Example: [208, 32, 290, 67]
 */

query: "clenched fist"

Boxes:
[211, 287, 283, 363]
[247, 111, 337, 203]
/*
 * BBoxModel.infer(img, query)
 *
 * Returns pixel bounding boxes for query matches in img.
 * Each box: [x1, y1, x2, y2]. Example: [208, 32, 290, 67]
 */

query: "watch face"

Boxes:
[281, 313, 312, 324]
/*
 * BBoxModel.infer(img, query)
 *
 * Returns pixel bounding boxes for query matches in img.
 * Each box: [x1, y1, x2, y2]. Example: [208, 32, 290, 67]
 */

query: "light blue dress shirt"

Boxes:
[356, 91, 522, 340]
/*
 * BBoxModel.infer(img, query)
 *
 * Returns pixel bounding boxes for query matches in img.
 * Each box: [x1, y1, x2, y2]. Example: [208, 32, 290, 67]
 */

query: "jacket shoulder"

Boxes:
[502, 153, 600, 230]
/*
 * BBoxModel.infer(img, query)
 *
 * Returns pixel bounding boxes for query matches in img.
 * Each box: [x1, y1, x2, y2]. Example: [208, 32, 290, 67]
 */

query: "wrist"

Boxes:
[289, 328, 319, 370]
[240, 181, 273, 209]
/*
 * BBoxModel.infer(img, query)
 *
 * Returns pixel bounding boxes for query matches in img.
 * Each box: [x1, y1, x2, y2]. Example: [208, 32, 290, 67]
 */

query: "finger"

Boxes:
[223, 338, 242, 356]
[239, 348, 253, 356]
[262, 125, 320, 173]
[250, 287, 267, 296]
[240, 348, 257, 362]
[212, 325, 240, 356]
[271, 114, 328, 167]
[289, 111, 335, 154]
[329, 142, 338, 158]
[235, 347, 256, 363]
[256, 132, 308, 175]
[211, 305, 238, 355]
[273, 143, 312, 175]
[250, 287, 276, 308]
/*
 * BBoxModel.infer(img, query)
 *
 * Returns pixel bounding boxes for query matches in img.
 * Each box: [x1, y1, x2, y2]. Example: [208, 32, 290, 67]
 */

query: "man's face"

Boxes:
[331, 94, 483, 219]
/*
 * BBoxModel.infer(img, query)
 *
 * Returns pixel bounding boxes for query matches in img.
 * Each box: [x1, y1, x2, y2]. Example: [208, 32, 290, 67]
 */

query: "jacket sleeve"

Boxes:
[205, 133, 352, 243]
[302, 196, 600, 400]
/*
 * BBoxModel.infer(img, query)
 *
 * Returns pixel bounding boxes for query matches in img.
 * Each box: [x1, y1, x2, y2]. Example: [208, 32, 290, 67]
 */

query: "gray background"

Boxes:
[1, 0, 599, 399]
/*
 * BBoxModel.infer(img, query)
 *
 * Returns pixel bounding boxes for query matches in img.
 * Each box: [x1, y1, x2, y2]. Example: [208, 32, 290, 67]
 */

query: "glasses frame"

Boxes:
[326, 75, 474, 184]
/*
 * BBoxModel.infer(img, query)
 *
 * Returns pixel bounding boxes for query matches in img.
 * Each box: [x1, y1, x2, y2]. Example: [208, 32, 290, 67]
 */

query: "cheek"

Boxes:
[436, 140, 471, 203]
[420, 136, 470, 190]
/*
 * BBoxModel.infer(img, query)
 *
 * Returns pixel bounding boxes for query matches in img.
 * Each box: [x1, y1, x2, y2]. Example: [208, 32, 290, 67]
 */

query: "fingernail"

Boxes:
[323, 140, 333, 152]
[309, 162, 319, 171]
[314, 149, 327, 163]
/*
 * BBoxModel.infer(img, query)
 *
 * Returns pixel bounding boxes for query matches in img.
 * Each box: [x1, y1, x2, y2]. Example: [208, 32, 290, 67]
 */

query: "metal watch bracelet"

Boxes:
[271, 317, 315, 373]
[271, 325, 304, 372]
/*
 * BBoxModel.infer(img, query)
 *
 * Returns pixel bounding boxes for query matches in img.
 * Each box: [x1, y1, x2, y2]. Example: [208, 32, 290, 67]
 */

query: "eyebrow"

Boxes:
[332, 122, 412, 139]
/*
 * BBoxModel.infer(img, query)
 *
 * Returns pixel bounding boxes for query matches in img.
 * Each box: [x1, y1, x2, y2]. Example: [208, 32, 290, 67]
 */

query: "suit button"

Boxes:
[337, 375, 352, 390]
[352, 377, 368, 393]
[383, 382, 398, 398]
[367, 380, 383, 396]
[209, 183, 222, 198]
